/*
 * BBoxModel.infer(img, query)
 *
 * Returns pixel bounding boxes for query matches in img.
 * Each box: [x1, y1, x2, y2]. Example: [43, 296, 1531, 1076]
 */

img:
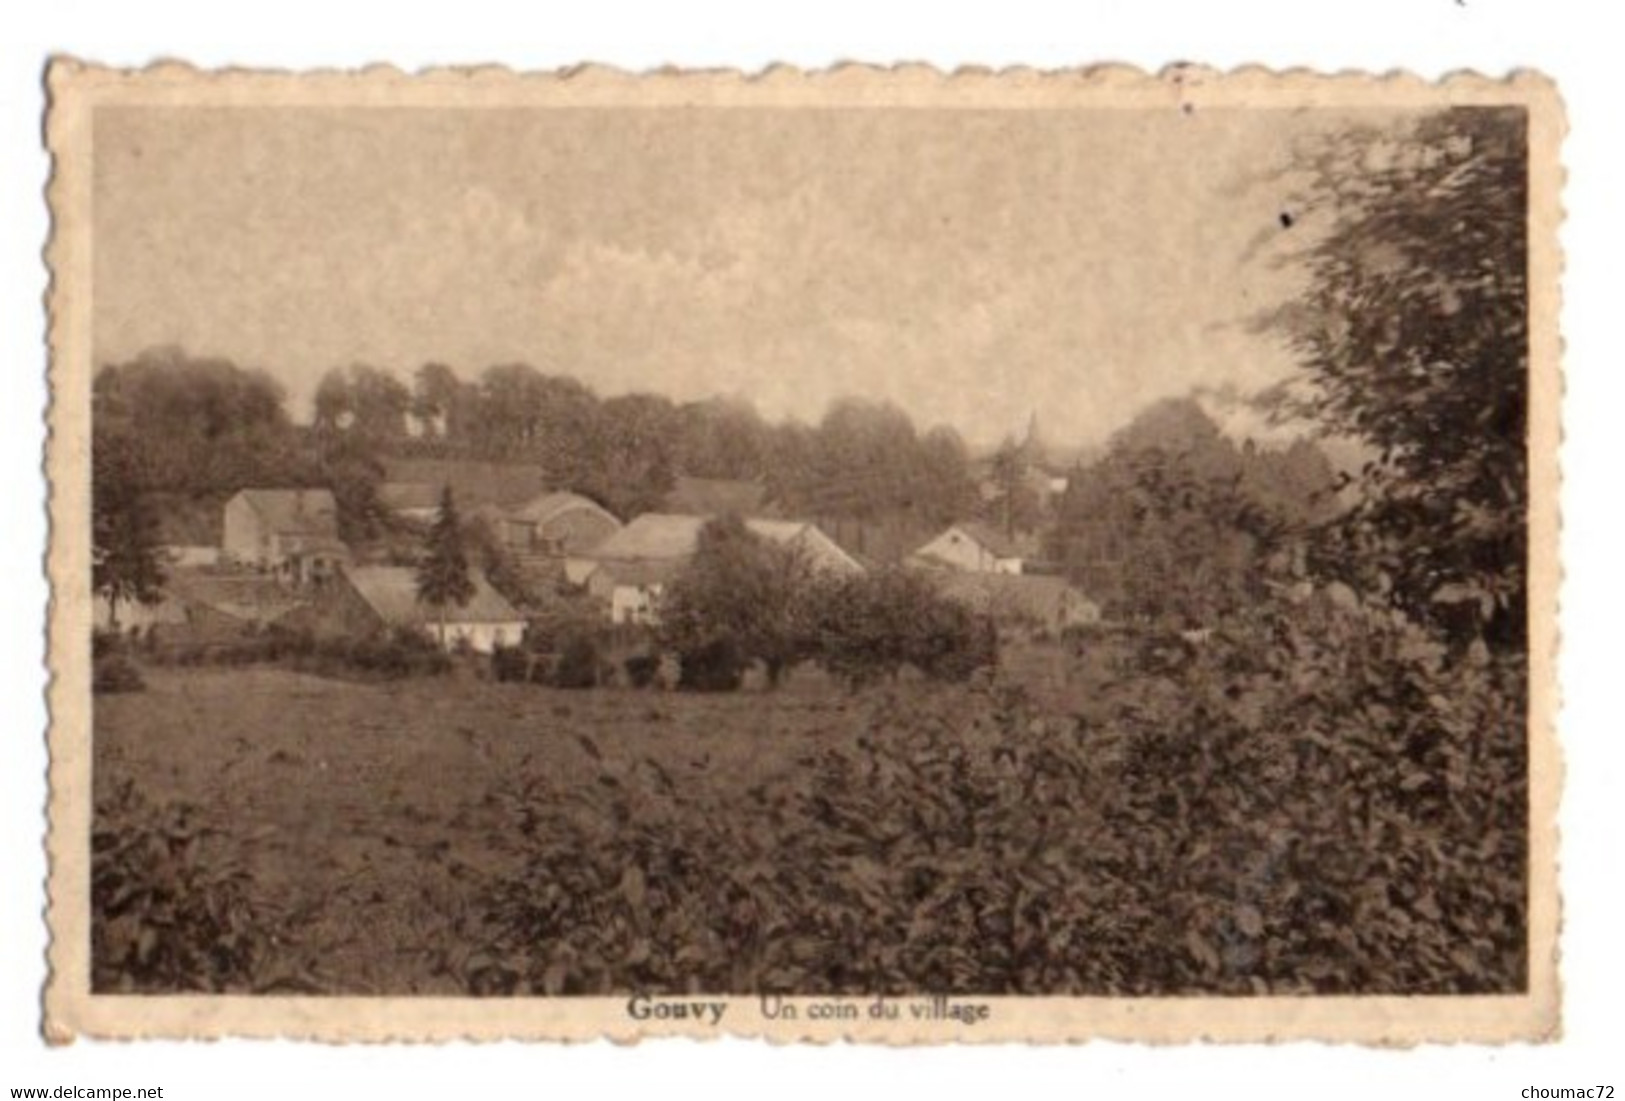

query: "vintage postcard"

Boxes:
[44, 61, 1563, 1043]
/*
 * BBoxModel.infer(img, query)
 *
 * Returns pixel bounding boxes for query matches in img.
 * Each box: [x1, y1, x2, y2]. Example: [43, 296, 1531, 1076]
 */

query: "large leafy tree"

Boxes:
[1052, 398, 1295, 626]
[658, 516, 818, 688]
[93, 348, 308, 492]
[416, 486, 475, 646]
[1264, 107, 1529, 648]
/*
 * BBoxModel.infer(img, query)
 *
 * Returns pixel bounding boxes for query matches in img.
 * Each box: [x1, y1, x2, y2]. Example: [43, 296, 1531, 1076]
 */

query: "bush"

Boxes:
[623, 653, 660, 689]
[491, 645, 532, 684]
[93, 652, 145, 694]
[553, 634, 602, 689]
[92, 781, 282, 992]
[677, 635, 744, 692]
[813, 569, 998, 688]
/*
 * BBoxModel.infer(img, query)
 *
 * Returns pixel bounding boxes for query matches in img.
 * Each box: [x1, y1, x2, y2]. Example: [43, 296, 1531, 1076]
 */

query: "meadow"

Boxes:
[91, 611, 1528, 997]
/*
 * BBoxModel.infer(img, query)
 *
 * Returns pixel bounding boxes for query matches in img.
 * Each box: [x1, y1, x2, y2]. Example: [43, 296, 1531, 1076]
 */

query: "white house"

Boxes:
[222, 488, 349, 584]
[337, 565, 526, 654]
[583, 559, 676, 626]
[909, 521, 1027, 575]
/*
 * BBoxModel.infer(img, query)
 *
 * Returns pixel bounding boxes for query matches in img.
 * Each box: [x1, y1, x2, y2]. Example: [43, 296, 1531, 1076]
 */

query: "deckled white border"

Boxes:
[42, 59, 1565, 1045]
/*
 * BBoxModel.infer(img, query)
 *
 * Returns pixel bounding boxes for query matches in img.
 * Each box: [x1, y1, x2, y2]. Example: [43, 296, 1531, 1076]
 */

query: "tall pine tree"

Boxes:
[416, 485, 475, 647]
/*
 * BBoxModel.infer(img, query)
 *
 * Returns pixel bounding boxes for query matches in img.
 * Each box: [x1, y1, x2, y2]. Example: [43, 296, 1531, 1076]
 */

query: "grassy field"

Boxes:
[91, 618, 1528, 997]
[93, 663, 1015, 993]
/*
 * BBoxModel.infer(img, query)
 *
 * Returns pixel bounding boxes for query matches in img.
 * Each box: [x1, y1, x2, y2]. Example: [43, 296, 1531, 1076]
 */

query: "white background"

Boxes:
[3, 2, 1619, 1097]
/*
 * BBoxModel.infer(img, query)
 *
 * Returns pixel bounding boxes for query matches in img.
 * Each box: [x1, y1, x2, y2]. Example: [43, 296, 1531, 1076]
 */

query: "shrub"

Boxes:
[813, 569, 998, 688]
[92, 781, 281, 992]
[93, 652, 145, 694]
[553, 634, 601, 689]
[491, 645, 532, 684]
[676, 635, 744, 692]
[623, 653, 660, 689]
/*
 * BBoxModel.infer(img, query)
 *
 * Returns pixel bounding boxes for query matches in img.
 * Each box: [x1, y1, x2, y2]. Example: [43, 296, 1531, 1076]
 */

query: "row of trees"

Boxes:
[318, 361, 983, 527]
[92, 349, 986, 554]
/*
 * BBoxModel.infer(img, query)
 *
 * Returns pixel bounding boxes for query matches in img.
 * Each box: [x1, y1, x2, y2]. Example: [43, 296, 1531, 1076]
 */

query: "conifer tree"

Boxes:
[416, 485, 475, 646]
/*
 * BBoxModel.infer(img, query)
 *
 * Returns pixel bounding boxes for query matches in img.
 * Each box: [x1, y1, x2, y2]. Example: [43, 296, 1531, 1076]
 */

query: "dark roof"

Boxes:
[509, 491, 622, 529]
[344, 565, 523, 626]
[167, 571, 310, 624]
[662, 476, 768, 517]
[381, 459, 549, 511]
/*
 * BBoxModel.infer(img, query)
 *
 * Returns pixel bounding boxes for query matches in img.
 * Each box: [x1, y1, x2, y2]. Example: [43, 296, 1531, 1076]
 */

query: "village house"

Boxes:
[928, 572, 1102, 635]
[320, 565, 527, 653]
[221, 488, 350, 584]
[582, 559, 676, 626]
[502, 491, 623, 584]
[909, 521, 1029, 575]
[580, 513, 863, 625]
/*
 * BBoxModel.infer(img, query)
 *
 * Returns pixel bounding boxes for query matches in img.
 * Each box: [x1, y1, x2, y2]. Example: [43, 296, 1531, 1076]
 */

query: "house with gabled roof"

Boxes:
[580, 512, 862, 624]
[503, 491, 623, 584]
[324, 565, 526, 653]
[222, 488, 349, 585]
[908, 521, 1029, 575]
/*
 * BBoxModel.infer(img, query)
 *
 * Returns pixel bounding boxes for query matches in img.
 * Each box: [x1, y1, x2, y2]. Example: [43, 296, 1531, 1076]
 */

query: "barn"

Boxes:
[331, 565, 527, 653]
[221, 488, 349, 584]
[909, 521, 1029, 575]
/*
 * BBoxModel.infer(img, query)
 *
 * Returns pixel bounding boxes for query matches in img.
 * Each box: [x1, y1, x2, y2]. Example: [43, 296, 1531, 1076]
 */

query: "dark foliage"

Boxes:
[92, 782, 280, 992]
[92, 433, 167, 631]
[470, 602, 1524, 996]
[417, 486, 476, 643]
[1259, 108, 1529, 649]
[813, 569, 998, 688]
[659, 517, 817, 689]
[1051, 397, 1335, 626]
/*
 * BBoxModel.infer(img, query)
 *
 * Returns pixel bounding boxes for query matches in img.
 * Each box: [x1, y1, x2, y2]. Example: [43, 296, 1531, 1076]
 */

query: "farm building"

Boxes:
[329, 565, 526, 653]
[580, 513, 862, 623]
[379, 458, 550, 516]
[222, 489, 349, 584]
[504, 491, 623, 583]
[909, 521, 1029, 575]
[582, 559, 678, 626]
[928, 572, 1101, 634]
[589, 514, 862, 574]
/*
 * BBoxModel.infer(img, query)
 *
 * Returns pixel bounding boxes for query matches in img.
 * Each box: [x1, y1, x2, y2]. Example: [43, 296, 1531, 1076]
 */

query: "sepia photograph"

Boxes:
[43, 62, 1560, 1044]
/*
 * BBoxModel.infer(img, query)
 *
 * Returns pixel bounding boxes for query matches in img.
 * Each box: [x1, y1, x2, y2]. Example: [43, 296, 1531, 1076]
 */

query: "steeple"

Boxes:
[1021, 410, 1048, 467]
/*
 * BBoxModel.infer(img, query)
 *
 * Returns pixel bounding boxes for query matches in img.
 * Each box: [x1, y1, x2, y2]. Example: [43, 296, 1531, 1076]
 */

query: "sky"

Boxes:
[92, 104, 1385, 449]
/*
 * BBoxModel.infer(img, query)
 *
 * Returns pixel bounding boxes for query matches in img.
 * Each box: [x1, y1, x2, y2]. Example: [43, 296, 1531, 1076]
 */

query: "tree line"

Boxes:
[93, 349, 983, 532]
